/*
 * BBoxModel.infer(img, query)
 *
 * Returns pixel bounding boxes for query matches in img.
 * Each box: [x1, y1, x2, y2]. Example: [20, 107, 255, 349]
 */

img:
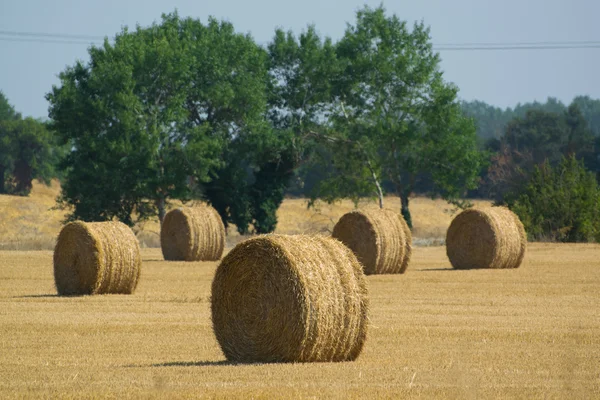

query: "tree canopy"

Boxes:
[47, 13, 269, 226]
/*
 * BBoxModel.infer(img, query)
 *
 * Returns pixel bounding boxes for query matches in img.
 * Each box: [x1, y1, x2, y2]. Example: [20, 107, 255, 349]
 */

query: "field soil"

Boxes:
[1, 244, 598, 398]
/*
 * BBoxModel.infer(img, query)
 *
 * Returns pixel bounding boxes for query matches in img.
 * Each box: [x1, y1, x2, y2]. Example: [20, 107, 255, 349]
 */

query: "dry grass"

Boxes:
[0, 181, 492, 250]
[1, 243, 599, 398]
[54, 221, 142, 295]
[446, 207, 527, 270]
[161, 206, 225, 261]
[212, 235, 368, 363]
[332, 209, 412, 275]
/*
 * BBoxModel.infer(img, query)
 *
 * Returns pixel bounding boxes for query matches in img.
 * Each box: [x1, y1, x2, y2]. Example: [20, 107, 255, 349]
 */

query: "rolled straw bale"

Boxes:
[446, 207, 526, 269]
[211, 235, 369, 363]
[160, 205, 225, 261]
[331, 209, 412, 275]
[53, 221, 141, 296]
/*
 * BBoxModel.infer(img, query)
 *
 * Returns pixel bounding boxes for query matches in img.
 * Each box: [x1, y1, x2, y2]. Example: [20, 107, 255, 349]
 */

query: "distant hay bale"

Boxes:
[446, 207, 526, 270]
[211, 235, 369, 363]
[331, 209, 412, 275]
[160, 205, 225, 261]
[53, 221, 141, 296]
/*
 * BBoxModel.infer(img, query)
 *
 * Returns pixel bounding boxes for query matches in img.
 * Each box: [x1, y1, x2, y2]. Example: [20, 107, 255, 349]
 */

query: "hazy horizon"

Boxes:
[1, 0, 599, 118]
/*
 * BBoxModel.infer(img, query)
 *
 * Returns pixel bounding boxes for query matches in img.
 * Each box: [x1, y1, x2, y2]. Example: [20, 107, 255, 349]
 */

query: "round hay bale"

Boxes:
[160, 205, 225, 261]
[53, 221, 142, 296]
[211, 235, 369, 363]
[331, 209, 412, 275]
[446, 207, 526, 269]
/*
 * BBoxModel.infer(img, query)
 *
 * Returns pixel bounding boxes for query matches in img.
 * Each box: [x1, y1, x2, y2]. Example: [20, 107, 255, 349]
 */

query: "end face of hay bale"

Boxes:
[53, 221, 142, 295]
[211, 235, 369, 363]
[161, 206, 225, 262]
[332, 209, 412, 275]
[445, 207, 526, 270]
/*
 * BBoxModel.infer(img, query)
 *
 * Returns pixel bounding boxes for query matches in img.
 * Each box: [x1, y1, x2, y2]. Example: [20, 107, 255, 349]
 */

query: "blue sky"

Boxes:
[1, 0, 599, 118]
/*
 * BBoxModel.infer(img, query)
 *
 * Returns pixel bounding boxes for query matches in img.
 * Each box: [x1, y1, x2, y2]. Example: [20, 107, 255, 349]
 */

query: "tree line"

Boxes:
[44, 6, 483, 231]
[2, 5, 600, 241]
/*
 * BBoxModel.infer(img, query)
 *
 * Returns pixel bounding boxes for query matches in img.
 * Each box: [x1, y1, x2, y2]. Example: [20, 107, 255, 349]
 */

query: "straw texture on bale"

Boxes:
[331, 209, 412, 275]
[53, 221, 142, 296]
[160, 205, 225, 261]
[446, 207, 527, 270]
[211, 235, 369, 363]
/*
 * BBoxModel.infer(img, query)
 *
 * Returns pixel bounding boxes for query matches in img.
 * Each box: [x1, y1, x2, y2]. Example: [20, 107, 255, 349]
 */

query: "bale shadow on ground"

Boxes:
[137, 360, 235, 368]
[414, 268, 456, 271]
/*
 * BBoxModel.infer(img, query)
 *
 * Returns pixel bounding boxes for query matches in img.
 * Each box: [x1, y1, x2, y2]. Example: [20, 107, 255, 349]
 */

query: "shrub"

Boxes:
[507, 156, 600, 242]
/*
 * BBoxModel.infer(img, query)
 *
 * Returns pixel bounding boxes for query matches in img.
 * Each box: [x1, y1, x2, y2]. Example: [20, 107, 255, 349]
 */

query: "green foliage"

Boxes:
[0, 117, 61, 196]
[47, 12, 268, 225]
[486, 104, 595, 203]
[0, 91, 21, 121]
[306, 5, 484, 226]
[509, 156, 600, 242]
[571, 96, 600, 137]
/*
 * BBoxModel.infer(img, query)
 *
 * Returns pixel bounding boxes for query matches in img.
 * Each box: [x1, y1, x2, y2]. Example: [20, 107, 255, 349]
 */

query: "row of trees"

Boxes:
[461, 96, 600, 141]
[46, 6, 484, 231]
[5, 6, 599, 241]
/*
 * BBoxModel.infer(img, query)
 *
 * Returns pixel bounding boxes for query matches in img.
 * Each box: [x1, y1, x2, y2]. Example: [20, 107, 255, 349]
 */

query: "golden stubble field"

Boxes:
[1, 244, 599, 399]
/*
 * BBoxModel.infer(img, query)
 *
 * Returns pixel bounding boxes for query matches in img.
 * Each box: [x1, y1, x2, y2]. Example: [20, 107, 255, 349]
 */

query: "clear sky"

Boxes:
[1, 0, 599, 118]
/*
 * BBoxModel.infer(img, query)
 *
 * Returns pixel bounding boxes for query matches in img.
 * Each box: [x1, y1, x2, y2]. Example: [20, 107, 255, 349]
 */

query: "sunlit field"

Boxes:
[1, 244, 599, 398]
[1, 181, 599, 398]
[0, 180, 491, 250]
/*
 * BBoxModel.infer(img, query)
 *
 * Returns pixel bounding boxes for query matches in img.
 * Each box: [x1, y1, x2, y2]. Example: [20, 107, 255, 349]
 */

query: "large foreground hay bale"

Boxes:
[211, 235, 369, 363]
[331, 209, 412, 275]
[446, 207, 526, 269]
[160, 205, 225, 261]
[53, 221, 141, 295]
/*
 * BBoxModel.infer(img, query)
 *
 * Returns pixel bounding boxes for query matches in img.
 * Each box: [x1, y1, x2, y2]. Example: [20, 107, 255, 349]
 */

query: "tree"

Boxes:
[0, 91, 21, 121]
[486, 105, 594, 203]
[47, 13, 268, 226]
[572, 95, 600, 137]
[0, 118, 60, 195]
[0, 91, 60, 195]
[509, 156, 600, 242]
[203, 25, 340, 234]
[309, 5, 484, 227]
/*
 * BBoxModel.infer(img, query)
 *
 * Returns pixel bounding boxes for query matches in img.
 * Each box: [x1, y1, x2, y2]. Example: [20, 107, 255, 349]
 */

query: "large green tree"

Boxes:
[309, 6, 484, 227]
[203, 25, 339, 234]
[48, 13, 268, 226]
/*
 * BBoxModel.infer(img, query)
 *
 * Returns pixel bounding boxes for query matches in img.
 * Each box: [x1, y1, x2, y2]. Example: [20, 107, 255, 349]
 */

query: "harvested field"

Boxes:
[0, 243, 598, 398]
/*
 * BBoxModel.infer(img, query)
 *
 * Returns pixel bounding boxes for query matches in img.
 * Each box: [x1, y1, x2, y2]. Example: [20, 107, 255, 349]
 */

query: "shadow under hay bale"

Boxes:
[160, 205, 225, 261]
[331, 209, 412, 275]
[446, 207, 527, 270]
[53, 221, 142, 296]
[211, 235, 369, 363]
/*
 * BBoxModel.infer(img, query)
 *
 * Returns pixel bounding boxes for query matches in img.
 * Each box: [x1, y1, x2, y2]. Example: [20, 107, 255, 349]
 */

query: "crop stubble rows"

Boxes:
[0, 244, 599, 398]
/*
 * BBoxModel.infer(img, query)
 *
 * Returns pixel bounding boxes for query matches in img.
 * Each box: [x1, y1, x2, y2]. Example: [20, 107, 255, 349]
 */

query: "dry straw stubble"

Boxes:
[53, 221, 142, 295]
[211, 235, 369, 363]
[332, 209, 412, 275]
[446, 207, 527, 269]
[161, 205, 225, 261]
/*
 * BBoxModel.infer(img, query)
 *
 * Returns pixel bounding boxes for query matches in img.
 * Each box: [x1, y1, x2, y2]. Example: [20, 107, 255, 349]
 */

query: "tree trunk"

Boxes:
[156, 196, 166, 227]
[13, 159, 33, 196]
[372, 170, 384, 209]
[364, 158, 384, 209]
[0, 165, 5, 194]
[400, 193, 412, 229]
